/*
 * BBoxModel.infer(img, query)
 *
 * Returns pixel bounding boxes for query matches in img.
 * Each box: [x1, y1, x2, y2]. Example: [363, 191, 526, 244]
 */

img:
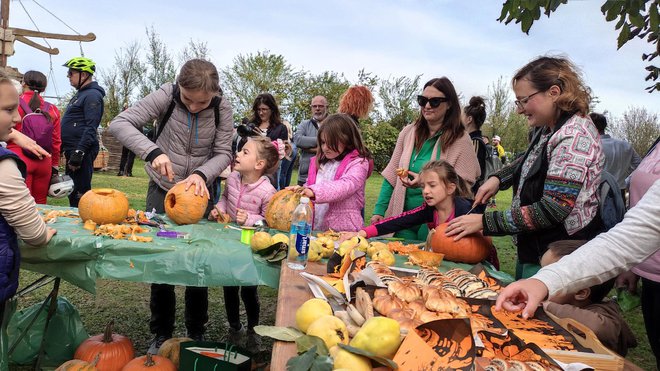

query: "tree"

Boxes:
[287, 71, 350, 126]
[498, 0, 660, 92]
[140, 26, 176, 98]
[221, 50, 304, 123]
[99, 41, 144, 125]
[179, 39, 211, 65]
[378, 75, 421, 130]
[484, 77, 510, 138]
[610, 106, 660, 155]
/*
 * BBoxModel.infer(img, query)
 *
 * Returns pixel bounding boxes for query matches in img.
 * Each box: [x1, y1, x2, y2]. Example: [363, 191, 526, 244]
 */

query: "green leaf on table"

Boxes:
[286, 346, 317, 371]
[253, 325, 303, 341]
[337, 343, 399, 369]
[256, 241, 286, 256]
[296, 335, 329, 356]
[310, 355, 333, 371]
[267, 249, 288, 263]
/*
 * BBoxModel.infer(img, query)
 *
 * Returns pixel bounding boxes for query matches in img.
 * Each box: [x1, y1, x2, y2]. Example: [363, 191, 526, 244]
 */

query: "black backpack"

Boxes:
[154, 84, 222, 141]
[598, 170, 626, 232]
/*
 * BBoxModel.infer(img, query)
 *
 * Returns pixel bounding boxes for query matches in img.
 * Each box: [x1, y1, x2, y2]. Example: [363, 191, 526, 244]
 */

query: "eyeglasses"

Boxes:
[514, 90, 544, 109]
[417, 95, 449, 108]
[311, 105, 326, 109]
[66, 70, 77, 78]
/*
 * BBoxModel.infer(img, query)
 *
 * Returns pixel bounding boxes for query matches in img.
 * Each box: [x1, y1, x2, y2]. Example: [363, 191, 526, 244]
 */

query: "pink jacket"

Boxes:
[307, 150, 373, 232]
[216, 171, 277, 227]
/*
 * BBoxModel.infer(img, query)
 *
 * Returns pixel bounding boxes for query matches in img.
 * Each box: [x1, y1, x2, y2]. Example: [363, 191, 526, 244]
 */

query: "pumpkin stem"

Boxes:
[144, 353, 156, 367]
[103, 320, 115, 343]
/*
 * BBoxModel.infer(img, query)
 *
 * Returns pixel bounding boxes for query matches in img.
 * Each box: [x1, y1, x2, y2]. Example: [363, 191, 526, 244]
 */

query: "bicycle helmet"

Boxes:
[48, 175, 74, 198]
[62, 57, 96, 75]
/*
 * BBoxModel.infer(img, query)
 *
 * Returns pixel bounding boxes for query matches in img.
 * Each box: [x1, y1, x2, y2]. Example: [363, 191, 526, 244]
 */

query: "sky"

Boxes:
[6, 0, 658, 118]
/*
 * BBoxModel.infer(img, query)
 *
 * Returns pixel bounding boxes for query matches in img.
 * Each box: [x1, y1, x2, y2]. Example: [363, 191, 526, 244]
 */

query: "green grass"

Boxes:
[12, 161, 655, 370]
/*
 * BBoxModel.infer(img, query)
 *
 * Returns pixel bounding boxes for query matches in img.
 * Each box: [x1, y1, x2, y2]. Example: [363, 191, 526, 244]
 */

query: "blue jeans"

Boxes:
[277, 143, 297, 190]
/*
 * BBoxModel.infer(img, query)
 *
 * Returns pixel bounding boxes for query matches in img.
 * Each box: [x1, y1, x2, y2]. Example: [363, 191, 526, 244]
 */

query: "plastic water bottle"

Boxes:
[287, 197, 313, 270]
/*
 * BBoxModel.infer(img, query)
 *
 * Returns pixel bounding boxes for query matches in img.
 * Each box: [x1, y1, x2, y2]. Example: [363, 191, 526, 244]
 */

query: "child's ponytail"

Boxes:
[421, 160, 473, 199]
[250, 136, 280, 174]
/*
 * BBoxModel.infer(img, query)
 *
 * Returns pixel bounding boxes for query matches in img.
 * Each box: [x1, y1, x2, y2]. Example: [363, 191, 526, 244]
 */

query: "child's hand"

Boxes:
[338, 231, 359, 243]
[236, 209, 248, 225]
[445, 214, 484, 240]
[370, 215, 384, 224]
[301, 188, 315, 199]
[286, 185, 303, 193]
[45, 227, 57, 244]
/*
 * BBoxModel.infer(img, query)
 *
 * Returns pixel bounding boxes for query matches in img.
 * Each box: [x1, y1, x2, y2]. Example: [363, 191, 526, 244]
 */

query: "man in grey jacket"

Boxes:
[108, 59, 233, 353]
[293, 96, 327, 185]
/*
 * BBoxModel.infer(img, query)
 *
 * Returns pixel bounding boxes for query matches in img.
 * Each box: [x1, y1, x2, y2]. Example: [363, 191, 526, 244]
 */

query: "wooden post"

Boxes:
[0, 0, 8, 67]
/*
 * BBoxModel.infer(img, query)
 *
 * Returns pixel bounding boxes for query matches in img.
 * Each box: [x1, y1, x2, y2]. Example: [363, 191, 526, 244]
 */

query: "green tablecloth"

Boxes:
[19, 206, 282, 293]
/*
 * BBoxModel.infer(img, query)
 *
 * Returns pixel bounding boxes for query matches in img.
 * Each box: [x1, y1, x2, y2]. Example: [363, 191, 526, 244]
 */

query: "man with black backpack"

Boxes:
[60, 57, 105, 207]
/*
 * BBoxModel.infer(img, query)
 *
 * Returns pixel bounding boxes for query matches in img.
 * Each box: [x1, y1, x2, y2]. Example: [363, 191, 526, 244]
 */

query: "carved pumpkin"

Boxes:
[78, 189, 129, 225]
[164, 183, 209, 225]
[427, 223, 491, 264]
[157, 337, 192, 369]
[56, 358, 99, 371]
[264, 189, 315, 231]
[121, 353, 176, 371]
[74, 321, 134, 371]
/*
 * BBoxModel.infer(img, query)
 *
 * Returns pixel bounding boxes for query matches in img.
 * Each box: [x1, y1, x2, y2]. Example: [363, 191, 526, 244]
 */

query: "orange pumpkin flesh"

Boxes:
[428, 223, 491, 264]
[265, 189, 314, 231]
[121, 353, 176, 371]
[74, 320, 134, 371]
[164, 183, 208, 225]
[78, 189, 129, 225]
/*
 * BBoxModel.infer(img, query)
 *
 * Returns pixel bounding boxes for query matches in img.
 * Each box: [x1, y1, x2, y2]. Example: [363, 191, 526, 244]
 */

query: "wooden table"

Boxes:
[271, 262, 326, 370]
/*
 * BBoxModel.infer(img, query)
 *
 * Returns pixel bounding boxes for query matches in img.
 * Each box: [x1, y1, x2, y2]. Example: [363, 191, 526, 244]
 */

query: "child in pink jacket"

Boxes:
[297, 113, 373, 232]
[209, 136, 279, 347]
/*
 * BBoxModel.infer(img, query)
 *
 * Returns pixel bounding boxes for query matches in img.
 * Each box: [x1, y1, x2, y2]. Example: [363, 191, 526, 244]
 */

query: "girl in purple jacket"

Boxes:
[209, 136, 279, 347]
[295, 113, 373, 232]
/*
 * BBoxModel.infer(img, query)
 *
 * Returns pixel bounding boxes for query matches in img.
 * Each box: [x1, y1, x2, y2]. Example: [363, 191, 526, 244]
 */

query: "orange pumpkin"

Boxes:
[56, 358, 99, 371]
[78, 189, 129, 225]
[121, 354, 176, 371]
[427, 223, 491, 264]
[265, 189, 314, 231]
[164, 183, 209, 225]
[74, 321, 134, 371]
[157, 337, 192, 368]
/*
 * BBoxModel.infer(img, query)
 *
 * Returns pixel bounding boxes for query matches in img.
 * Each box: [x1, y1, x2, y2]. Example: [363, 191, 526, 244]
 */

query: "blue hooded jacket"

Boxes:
[60, 81, 105, 153]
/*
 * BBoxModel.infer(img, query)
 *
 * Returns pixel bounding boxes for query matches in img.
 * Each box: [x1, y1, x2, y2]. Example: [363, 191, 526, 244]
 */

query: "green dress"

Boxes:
[373, 132, 442, 241]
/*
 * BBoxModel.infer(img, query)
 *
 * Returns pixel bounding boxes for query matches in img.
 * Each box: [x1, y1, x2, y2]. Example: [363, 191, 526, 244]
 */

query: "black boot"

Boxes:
[117, 170, 125, 176]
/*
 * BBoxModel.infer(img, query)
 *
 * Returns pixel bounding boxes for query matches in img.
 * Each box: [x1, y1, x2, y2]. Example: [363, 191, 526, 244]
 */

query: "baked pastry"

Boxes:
[467, 287, 498, 300]
[388, 280, 422, 302]
[406, 299, 427, 319]
[355, 288, 374, 321]
[396, 168, 409, 179]
[373, 294, 405, 316]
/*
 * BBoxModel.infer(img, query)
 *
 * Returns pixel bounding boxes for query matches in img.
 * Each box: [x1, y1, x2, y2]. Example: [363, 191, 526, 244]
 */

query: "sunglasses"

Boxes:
[417, 95, 449, 108]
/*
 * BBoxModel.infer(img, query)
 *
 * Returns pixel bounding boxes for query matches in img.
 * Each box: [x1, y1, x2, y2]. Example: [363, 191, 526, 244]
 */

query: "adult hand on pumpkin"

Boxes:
[236, 208, 248, 225]
[400, 170, 420, 188]
[181, 173, 210, 198]
[495, 278, 548, 319]
[473, 176, 500, 207]
[370, 214, 384, 224]
[152, 154, 175, 182]
[445, 214, 483, 240]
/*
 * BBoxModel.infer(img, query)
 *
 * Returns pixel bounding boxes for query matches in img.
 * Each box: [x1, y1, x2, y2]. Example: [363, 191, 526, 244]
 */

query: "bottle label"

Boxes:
[295, 233, 310, 255]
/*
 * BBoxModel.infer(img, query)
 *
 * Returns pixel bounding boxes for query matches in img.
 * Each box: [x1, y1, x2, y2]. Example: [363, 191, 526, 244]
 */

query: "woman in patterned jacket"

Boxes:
[446, 56, 604, 279]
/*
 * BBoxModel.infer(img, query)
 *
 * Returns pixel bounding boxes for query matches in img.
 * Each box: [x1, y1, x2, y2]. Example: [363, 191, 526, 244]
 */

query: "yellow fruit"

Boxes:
[350, 317, 401, 358]
[367, 241, 388, 257]
[289, 246, 299, 259]
[338, 240, 355, 257]
[317, 237, 336, 257]
[272, 233, 289, 245]
[295, 299, 332, 333]
[330, 346, 371, 371]
[308, 245, 323, 262]
[250, 232, 273, 252]
[372, 249, 396, 266]
[351, 236, 369, 252]
[306, 315, 349, 349]
[321, 276, 345, 294]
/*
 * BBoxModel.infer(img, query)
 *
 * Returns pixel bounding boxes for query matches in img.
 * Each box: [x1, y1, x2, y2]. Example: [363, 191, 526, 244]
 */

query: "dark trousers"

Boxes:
[277, 144, 297, 190]
[641, 277, 660, 370]
[146, 180, 212, 336]
[65, 148, 98, 208]
[223, 286, 260, 330]
[118, 147, 135, 175]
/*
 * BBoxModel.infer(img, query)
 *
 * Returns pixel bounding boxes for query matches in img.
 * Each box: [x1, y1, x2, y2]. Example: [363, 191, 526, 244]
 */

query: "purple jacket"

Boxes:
[217, 171, 277, 227]
[307, 150, 373, 231]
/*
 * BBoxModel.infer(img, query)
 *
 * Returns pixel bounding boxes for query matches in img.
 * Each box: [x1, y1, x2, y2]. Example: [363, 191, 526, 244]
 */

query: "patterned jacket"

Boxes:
[307, 150, 373, 231]
[215, 171, 276, 227]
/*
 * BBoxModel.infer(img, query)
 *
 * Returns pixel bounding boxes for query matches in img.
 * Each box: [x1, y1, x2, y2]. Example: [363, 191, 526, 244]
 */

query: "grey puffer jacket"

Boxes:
[108, 83, 233, 191]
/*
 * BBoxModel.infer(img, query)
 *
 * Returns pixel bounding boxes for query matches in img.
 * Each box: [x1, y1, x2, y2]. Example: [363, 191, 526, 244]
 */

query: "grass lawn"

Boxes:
[12, 160, 655, 369]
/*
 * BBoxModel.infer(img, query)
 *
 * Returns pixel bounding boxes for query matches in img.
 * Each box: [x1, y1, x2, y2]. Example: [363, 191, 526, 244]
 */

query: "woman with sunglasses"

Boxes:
[372, 77, 479, 241]
[446, 56, 605, 279]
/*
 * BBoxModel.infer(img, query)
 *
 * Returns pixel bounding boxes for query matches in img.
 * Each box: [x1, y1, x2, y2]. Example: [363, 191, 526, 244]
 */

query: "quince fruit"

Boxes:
[351, 236, 369, 252]
[337, 239, 355, 257]
[349, 316, 401, 358]
[250, 232, 273, 253]
[295, 298, 332, 333]
[330, 346, 371, 371]
[308, 243, 323, 262]
[321, 276, 345, 294]
[372, 248, 396, 266]
[306, 315, 349, 349]
[367, 241, 388, 257]
[272, 233, 289, 245]
[317, 236, 336, 257]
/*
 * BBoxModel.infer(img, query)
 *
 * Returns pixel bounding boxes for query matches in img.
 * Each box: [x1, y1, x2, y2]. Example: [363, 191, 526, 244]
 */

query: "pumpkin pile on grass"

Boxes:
[73, 321, 134, 371]
[122, 353, 176, 371]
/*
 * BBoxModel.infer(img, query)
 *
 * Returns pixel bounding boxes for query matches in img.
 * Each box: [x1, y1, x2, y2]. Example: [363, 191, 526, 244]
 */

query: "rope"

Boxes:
[17, 0, 53, 49]
[32, 0, 82, 35]
[47, 55, 60, 98]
